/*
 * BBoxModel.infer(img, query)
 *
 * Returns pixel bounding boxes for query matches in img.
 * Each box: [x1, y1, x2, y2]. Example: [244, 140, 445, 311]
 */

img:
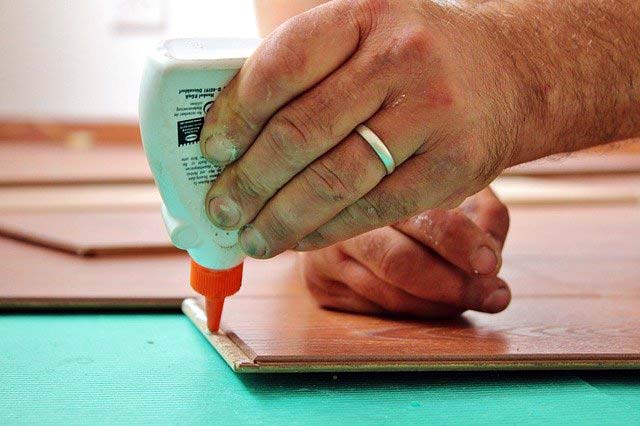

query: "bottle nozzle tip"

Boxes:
[205, 297, 225, 332]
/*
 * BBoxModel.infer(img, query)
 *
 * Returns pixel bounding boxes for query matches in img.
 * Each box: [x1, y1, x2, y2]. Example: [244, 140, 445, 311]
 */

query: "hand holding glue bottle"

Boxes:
[139, 38, 260, 332]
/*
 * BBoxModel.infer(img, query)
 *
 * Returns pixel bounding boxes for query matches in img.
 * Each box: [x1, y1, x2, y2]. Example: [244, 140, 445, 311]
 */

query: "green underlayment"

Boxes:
[2, 314, 640, 425]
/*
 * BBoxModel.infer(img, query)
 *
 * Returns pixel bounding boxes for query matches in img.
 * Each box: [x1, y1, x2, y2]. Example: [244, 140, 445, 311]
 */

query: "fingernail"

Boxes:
[481, 288, 510, 313]
[470, 245, 498, 275]
[208, 197, 241, 229]
[239, 225, 267, 257]
[204, 136, 238, 165]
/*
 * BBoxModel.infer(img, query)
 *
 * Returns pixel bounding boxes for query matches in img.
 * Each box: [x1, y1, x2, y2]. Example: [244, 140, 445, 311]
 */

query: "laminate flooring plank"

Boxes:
[222, 296, 640, 361]
[0, 236, 298, 308]
[0, 184, 160, 213]
[184, 291, 640, 372]
[0, 142, 152, 185]
[186, 272, 640, 371]
[0, 210, 175, 255]
[505, 204, 640, 258]
[183, 204, 640, 372]
[507, 258, 640, 296]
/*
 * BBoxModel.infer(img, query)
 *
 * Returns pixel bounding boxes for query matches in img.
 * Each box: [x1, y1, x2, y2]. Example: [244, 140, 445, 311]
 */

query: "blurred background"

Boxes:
[0, 0, 330, 307]
[0, 0, 638, 308]
[0, 0, 258, 122]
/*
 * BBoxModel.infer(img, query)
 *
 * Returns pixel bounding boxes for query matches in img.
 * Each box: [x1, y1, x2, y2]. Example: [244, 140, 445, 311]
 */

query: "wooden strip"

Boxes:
[182, 299, 256, 372]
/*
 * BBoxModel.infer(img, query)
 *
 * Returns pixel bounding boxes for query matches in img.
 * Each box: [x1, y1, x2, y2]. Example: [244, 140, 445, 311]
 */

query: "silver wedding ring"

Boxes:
[355, 124, 396, 175]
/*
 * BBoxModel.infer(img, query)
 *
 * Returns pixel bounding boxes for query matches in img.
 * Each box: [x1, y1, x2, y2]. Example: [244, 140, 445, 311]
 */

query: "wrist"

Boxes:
[474, 1, 640, 166]
[419, 2, 522, 173]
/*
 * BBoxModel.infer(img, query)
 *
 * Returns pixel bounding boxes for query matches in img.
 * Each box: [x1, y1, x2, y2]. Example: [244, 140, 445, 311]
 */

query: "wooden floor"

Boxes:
[184, 204, 640, 372]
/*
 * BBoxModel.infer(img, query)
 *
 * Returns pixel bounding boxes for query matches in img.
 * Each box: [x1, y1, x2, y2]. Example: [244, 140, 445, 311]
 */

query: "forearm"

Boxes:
[476, 0, 640, 165]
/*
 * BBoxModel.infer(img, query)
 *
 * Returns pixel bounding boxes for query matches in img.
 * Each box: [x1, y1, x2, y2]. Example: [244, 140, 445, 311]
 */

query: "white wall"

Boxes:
[0, 0, 258, 122]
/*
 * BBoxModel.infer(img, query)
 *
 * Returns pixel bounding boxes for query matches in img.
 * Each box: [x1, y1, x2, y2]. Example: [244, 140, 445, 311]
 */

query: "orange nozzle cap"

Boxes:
[204, 297, 225, 332]
[190, 260, 243, 333]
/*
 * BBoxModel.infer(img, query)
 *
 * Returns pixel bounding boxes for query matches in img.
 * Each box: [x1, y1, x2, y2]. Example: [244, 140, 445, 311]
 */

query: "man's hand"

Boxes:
[200, 0, 640, 259]
[298, 188, 511, 318]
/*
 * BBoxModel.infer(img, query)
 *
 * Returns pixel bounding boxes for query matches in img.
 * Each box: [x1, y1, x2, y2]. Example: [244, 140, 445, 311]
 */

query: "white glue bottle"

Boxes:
[139, 38, 260, 332]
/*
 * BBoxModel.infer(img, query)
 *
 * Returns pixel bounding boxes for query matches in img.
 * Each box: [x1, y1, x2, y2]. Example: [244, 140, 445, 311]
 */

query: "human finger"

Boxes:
[458, 187, 510, 248]
[236, 100, 434, 258]
[393, 208, 503, 276]
[205, 52, 388, 229]
[338, 226, 510, 313]
[294, 145, 484, 252]
[199, 0, 363, 165]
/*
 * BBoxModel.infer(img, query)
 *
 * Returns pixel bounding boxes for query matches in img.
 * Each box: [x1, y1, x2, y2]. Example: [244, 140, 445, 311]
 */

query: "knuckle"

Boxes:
[378, 244, 413, 283]
[262, 209, 296, 243]
[226, 94, 261, 133]
[392, 27, 433, 64]
[366, 26, 433, 73]
[298, 230, 328, 251]
[305, 280, 335, 307]
[302, 269, 353, 311]
[379, 293, 407, 315]
[264, 114, 311, 169]
[305, 160, 354, 203]
[460, 278, 492, 310]
[488, 203, 510, 241]
[233, 162, 271, 200]
[208, 84, 259, 134]
[489, 201, 510, 227]
[377, 245, 398, 280]
[437, 211, 469, 242]
[342, 198, 384, 230]
[354, 231, 387, 262]
[260, 29, 309, 87]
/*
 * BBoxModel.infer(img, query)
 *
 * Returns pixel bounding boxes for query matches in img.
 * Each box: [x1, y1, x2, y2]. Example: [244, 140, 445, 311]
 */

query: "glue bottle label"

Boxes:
[173, 86, 224, 187]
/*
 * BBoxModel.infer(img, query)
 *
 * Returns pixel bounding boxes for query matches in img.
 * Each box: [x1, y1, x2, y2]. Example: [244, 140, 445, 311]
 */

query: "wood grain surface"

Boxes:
[0, 209, 175, 255]
[183, 204, 640, 372]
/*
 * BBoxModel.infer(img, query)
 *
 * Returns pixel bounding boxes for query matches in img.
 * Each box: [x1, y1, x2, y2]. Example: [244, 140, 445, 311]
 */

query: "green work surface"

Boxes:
[2, 313, 639, 425]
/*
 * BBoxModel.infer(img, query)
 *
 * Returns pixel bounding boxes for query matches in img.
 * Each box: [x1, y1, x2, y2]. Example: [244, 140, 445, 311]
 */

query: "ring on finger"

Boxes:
[355, 124, 396, 175]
